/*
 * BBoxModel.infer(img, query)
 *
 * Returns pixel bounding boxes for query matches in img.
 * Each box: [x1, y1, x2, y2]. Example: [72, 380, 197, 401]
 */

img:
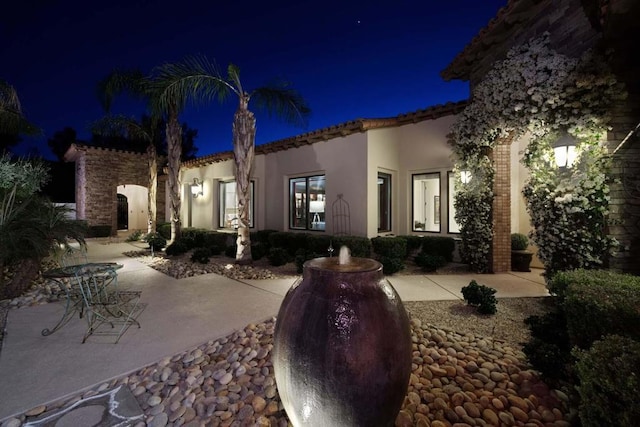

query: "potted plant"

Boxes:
[511, 233, 533, 272]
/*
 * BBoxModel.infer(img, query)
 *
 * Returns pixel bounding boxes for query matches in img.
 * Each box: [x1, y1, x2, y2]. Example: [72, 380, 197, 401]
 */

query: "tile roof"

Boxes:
[182, 100, 468, 169]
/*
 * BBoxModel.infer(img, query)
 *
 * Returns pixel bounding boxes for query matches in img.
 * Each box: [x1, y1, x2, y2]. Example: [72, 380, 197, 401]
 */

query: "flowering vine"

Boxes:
[449, 33, 625, 274]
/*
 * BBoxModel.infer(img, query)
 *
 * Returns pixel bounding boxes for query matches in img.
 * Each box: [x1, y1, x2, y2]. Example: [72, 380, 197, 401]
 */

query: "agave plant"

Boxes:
[0, 155, 86, 299]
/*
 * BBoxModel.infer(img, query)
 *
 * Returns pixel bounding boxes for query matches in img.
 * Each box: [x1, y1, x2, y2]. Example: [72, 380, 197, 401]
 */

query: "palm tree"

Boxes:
[152, 56, 310, 263]
[0, 79, 40, 152]
[96, 69, 187, 240]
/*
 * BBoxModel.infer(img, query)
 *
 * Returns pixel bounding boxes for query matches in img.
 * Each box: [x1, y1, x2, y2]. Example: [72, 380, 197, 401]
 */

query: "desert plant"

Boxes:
[511, 233, 529, 250]
[144, 232, 166, 251]
[461, 280, 497, 314]
[125, 229, 144, 242]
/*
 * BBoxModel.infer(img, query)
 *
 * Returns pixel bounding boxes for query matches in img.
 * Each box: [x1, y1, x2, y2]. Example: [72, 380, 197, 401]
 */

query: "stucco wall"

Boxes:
[117, 184, 148, 231]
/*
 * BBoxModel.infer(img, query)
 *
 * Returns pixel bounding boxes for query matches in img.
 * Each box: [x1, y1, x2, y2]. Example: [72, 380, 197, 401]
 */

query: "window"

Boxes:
[378, 172, 392, 232]
[448, 171, 461, 233]
[219, 181, 254, 229]
[412, 173, 440, 232]
[290, 175, 326, 231]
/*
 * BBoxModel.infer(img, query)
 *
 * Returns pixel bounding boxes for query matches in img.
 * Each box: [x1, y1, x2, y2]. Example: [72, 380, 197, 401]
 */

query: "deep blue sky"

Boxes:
[4, 0, 506, 160]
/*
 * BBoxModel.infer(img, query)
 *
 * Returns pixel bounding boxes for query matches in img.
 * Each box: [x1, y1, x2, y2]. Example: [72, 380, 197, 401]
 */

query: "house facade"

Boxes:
[177, 102, 479, 240]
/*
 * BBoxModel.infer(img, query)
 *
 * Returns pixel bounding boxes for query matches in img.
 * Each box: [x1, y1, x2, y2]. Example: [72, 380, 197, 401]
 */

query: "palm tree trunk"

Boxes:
[233, 94, 255, 264]
[166, 105, 182, 241]
[147, 143, 158, 234]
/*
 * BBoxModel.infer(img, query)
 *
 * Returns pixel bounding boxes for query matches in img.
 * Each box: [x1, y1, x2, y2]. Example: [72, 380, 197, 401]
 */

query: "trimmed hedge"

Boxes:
[165, 240, 189, 256]
[414, 252, 446, 272]
[420, 236, 455, 262]
[398, 235, 423, 256]
[191, 247, 211, 264]
[574, 335, 640, 427]
[371, 237, 406, 259]
[562, 270, 640, 349]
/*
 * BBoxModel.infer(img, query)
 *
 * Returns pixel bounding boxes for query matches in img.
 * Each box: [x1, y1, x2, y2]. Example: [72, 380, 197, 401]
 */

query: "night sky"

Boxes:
[4, 0, 506, 160]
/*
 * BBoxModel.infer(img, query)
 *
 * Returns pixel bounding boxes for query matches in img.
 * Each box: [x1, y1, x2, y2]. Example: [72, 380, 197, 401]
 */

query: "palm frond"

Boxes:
[96, 69, 147, 113]
[250, 81, 311, 127]
[0, 80, 41, 136]
[90, 114, 153, 143]
[149, 54, 234, 116]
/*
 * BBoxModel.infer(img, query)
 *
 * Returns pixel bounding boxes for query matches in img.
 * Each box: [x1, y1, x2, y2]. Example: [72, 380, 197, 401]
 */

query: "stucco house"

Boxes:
[67, 0, 638, 274]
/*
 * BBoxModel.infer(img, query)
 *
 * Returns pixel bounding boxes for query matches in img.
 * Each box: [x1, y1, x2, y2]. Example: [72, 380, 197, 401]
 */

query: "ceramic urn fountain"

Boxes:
[273, 247, 412, 426]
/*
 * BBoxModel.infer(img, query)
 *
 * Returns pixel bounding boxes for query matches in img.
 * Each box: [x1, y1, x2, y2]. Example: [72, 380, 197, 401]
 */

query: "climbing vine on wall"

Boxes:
[449, 33, 625, 273]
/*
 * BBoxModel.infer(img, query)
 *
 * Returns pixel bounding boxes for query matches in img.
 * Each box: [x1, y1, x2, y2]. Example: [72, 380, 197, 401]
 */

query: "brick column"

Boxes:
[491, 140, 512, 273]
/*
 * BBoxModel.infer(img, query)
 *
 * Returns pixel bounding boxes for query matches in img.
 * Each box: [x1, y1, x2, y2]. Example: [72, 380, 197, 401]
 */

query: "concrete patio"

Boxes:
[0, 239, 548, 422]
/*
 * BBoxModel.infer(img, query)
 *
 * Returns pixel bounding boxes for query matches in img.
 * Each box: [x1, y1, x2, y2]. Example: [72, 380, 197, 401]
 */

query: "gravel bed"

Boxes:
[2, 253, 568, 426]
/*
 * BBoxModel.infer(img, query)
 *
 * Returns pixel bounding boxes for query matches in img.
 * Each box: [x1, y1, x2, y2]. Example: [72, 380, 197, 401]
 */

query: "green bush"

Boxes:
[268, 232, 309, 256]
[461, 280, 497, 315]
[182, 228, 209, 248]
[523, 308, 572, 381]
[254, 229, 278, 247]
[332, 236, 372, 258]
[225, 244, 237, 258]
[165, 240, 189, 256]
[371, 236, 406, 259]
[573, 335, 640, 427]
[191, 247, 212, 264]
[144, 232, 166, 251]
[125, 229, 144, 242]
[379, 256, 404, 275]
[511, 233, 529, 250]
[414, 252, 446, 272]
[295, 248, 325, 274]
[399, 235, 424, 256]
[251, 242, 267, 261]
[563, 270, 640, 349]
[268, 247, 290, 267]
[87, 225, 112, 238]
[204, 232, 229, 252]
[157, 223, 171, 239]
[420, 236, 455, 262]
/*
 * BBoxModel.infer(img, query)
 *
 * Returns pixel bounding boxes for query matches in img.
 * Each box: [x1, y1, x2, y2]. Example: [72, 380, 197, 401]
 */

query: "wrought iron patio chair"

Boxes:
[71, 264, 146, 343]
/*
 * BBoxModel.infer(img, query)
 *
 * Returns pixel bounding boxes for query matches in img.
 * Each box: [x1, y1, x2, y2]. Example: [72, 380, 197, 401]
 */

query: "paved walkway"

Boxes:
[0, 239, 548, 424]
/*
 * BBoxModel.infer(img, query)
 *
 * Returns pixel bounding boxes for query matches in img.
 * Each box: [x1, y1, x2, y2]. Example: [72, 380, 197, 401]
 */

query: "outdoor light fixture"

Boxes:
[460, 170, 472, 184]
[553, 133, 577, 169]
[191, 178, 203, 198]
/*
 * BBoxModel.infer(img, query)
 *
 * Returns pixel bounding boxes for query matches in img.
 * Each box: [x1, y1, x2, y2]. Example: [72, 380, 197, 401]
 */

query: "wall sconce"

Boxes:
[553, 133, 577, 169]
[191, 178, 203, 198]
[460, 170, 472, 184]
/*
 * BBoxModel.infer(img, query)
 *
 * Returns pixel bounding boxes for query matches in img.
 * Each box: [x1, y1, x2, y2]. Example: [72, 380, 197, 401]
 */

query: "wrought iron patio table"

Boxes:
[42, 262, 123, 336]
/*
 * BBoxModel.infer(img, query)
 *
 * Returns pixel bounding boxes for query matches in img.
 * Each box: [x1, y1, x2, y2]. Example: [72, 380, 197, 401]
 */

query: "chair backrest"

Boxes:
[60, 246, 88, 267]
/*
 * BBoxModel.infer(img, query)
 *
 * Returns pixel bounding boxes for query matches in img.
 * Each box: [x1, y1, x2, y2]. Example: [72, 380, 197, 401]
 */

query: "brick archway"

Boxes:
[64, 144, 166, 236]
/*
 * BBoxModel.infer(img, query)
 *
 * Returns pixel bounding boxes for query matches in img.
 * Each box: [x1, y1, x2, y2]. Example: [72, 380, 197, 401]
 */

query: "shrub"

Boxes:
[511, 233, 529, 250]
[268, 247, 290, 267]
[165, 240, 189, 256]
[523, 308, 572, 381]
[204, 232, 228, 252]
[125, 229, 144, 242]
[295, 248, 325, 274]
[414, 252, 447, 272]
[331, 236, 372, 258]
[208, 244, 222, 256]
[399, 235, 424, 256]
[563, 270, 640, 349]
[371, 237, 406, 259]
[191, 247, 212, 264]
[420, 236, 456, 262]
[461, 280, 497, 315]
[573, 335, 640, 427]
[251, 242, 267, 261]
[254, 229, 278, 247]
[157, 223, 171, 239]
[88, 225, 112, 238]
[268, 232, 308, 256]
[225, 244, 237, 258]
[379, 256, 404, 275]
[144, 232, 166, 251]
[182, 228, 209, 248]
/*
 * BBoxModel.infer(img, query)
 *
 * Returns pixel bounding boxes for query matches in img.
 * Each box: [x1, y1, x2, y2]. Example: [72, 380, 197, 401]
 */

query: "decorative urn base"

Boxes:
[273, 256, 412, 426]
[511, 250, 534, 272]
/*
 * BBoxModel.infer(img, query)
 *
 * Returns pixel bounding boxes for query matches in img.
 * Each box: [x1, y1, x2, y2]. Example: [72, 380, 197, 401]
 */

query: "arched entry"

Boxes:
[117, 194, 128, 230]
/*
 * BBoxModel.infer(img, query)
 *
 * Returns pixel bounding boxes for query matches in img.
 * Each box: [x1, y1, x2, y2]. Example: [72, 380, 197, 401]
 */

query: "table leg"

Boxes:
[41, 279, 82, 336]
